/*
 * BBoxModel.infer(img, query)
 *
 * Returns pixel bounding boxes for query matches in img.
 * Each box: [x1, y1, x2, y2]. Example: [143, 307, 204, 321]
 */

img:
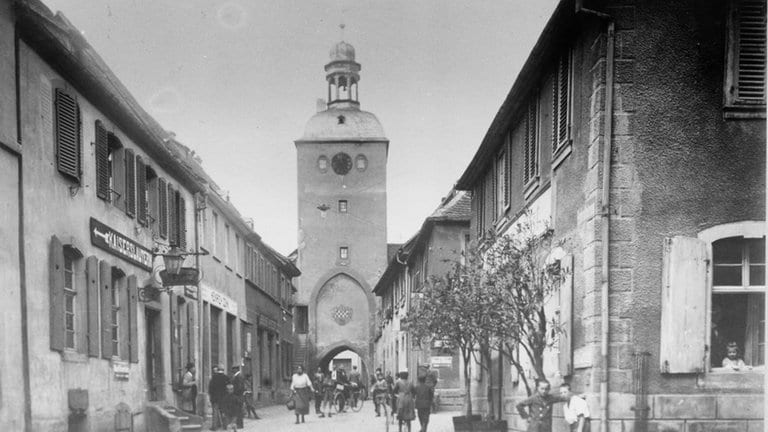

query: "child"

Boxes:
[722, 341, 750, 371]
[220, 383, 242, 431]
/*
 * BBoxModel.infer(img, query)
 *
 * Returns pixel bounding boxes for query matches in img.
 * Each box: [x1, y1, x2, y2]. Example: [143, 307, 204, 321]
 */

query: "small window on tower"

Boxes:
[356, 154, 367, 171]
[339, 247, 349, 260]
[337, 115, 346, 124]
[318, 156, 328, 172]
[339, 200, 348, 213]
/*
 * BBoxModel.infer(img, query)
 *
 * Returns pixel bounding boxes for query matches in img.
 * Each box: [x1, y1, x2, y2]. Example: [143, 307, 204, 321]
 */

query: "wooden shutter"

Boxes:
[178, 194, 187, 250]
[136, 156, 147, 225]
[50, 235, 65, 352]
[736, 0, 767, 104]
[119, 277, 130, 361]
[558, 254, 574, 376]
[100, 260, 113, 359]
[525, 99, 537, 184]
[168, 184, 178, 246]
[86, 256, 100, 357]
[503, 138, 510, 208]
[557, 51, 570, 144]
[124, 149, 136, 217]
[95, 121, 110, 200]
[159, 178, 168, 239]
[127, 276, 139, 363]
[660, 236, 708, 373]
[54, 88, 81, 182]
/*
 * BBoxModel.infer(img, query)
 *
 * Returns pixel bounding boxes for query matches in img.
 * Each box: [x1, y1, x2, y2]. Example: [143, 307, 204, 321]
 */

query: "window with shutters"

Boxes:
[168, 185, 178, 246]
[474, 180, 485, 239]
[199, 208, 208, 252]
[553, 49, 572, 153]
[724, 0, 767, 118]
[710, 236, 765, 369]
[50, 236, 87, 355]
[106, 134, 124, 205]
[124, 149, 136, 218]
[54, 88, 82, 183]
[225, 224, 231, 264]
[524, 97, 539, 188]
[136, 156, 148, 225]
[212, 211, 219, 257]
[158, 179, 168, 239]
[176, 193, 187, 251]
[63, 253, 77, 350]
[111, 270, 123, 358]
[495, 150, 507, 220]
[235, 235, 242, 274]
[146, 167, 159, 230]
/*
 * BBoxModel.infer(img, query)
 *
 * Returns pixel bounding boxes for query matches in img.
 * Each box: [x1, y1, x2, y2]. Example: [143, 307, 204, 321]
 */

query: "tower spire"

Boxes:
[325, 37, 361, 109]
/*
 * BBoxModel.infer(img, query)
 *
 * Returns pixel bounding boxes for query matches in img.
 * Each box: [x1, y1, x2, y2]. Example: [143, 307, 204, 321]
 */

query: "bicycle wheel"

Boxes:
[352, 392, 364, 412]
[334, 393, 345, 413]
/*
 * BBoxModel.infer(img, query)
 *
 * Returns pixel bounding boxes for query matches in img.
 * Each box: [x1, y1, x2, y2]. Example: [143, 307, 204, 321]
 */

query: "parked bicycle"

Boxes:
[333, 382, 347, 413]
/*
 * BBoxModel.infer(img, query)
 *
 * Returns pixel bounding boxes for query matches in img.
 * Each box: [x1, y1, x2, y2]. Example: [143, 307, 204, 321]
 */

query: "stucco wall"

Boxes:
[19, 40, 198, 431]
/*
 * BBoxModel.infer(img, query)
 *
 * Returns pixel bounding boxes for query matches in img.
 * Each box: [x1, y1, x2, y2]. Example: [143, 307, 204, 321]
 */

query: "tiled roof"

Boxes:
[428, 190, 471, 222]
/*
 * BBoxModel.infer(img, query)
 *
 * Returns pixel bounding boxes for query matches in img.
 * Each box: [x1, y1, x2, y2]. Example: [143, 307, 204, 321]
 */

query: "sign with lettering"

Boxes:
[201, 285, 238, 315]
[430, 356, 453, 368]
[90, 218, 152, 271]
[112, 361, 130, 381]
[159, 268, 200, 287]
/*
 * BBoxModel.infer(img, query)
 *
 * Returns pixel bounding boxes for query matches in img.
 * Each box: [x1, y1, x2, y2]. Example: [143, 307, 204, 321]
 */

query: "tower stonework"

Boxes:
[294, 41, 387, 375]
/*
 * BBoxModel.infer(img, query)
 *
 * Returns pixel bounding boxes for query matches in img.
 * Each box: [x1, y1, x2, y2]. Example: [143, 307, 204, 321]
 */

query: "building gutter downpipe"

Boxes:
[576, 4, 614, 432]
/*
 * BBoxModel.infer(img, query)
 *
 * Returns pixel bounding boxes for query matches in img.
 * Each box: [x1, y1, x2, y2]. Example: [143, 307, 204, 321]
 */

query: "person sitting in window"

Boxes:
[722, 341, 750, 371]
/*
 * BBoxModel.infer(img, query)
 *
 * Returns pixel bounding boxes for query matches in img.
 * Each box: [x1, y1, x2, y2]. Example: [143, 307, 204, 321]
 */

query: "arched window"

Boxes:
[711, 236, 765, 368]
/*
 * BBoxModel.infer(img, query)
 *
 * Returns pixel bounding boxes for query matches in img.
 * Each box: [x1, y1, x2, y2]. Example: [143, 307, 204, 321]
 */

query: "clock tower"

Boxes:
[293, 40, 387, 376]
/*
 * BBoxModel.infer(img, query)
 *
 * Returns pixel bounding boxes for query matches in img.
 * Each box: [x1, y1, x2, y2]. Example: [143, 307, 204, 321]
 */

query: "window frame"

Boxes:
[339, 246, 349, 260]
[53, 87, 82, 183]
[339, 200, 348, 213]
[63, 250, 78, 350]
[700, 222, 766, 373]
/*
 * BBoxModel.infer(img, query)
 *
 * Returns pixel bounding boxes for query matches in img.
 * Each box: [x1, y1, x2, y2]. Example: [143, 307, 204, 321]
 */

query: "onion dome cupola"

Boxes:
[325, 40, 361, 109]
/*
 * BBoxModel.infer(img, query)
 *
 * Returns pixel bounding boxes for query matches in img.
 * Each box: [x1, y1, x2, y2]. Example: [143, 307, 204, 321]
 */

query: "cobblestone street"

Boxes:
[228, 404, 461, 432]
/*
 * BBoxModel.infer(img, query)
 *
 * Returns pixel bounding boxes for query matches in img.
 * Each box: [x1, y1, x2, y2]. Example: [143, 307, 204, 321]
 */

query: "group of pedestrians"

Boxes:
[516, 380, 590, 432]
[208, 364, 260, 431]
[370, 369, 436, 432]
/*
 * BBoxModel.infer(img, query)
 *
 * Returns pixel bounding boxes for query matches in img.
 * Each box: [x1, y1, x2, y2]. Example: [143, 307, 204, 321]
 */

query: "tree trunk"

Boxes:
[463, 349, 473, 416]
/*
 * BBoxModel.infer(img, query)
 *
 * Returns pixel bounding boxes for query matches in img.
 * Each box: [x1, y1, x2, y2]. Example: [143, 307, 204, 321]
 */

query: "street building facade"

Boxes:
[454, 1, 765, 431]
[293, 40, 388, 377]
[373, 190, 471, 410]
[0, 1, 300, 430]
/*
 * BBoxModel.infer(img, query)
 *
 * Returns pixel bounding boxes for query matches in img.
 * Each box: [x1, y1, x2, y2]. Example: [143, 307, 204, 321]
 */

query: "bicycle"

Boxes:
[333, 383, 347, 413]
[348, 383, 365, 412]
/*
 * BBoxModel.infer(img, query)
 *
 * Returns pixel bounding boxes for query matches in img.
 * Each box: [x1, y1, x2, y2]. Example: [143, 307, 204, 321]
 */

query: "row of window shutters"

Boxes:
[50, 234, 139, 363]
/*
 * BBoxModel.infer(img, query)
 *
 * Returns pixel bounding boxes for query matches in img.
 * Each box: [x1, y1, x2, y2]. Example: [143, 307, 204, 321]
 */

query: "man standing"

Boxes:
[349, 365, 362, 407]
[515, 380, 567, 432]
[231, 365, 246, 429]
[208, 366, 230, 431]
[559, 383, 590, 432]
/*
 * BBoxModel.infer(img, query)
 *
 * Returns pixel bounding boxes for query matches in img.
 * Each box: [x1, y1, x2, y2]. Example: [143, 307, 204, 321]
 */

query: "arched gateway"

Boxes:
[293, 39, 388, 374]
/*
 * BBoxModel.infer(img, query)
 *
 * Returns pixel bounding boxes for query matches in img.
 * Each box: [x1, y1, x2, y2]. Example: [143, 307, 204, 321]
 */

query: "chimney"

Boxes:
[316, 98, 327, 112]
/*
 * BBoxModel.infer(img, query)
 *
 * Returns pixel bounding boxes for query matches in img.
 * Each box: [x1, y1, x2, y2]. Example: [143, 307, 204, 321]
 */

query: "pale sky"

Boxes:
[41, 0, 558, 255]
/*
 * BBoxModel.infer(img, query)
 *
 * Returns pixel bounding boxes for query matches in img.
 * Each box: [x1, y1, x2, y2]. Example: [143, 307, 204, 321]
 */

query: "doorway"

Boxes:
[145, 307, 163, 401]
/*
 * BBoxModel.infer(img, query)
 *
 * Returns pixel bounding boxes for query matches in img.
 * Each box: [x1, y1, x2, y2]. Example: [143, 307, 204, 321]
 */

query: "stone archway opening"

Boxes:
[316, 345, 369, 386]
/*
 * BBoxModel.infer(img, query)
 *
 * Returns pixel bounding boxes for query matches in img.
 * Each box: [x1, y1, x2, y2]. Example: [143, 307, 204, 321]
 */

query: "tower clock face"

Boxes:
[331, 152, 353, 175]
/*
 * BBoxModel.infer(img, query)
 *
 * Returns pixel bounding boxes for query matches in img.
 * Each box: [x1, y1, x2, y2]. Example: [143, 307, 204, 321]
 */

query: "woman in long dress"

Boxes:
[393, 371, 416, 432]
[290, 365, 315, 424]
[181, 362, 197, 414]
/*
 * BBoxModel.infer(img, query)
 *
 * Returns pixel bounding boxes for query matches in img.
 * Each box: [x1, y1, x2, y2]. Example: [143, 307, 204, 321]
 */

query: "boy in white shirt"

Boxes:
[559, 383, 590, 432]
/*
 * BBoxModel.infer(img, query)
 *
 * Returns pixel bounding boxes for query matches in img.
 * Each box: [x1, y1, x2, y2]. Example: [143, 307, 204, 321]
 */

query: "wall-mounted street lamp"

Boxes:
[138, 246, 209, 302]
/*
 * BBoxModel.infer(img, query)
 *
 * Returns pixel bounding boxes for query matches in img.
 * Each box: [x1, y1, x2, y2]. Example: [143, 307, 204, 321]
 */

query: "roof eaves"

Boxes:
[455, 0, 575, 190]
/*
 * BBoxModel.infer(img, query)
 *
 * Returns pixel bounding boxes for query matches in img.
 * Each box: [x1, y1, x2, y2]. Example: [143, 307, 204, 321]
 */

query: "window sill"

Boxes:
[523, 177, 540, 200]
[697, 368, 763, 391]
[62, 350, 88, 363]
[723, 106, 766, 120]
[552, 141, 573, 170]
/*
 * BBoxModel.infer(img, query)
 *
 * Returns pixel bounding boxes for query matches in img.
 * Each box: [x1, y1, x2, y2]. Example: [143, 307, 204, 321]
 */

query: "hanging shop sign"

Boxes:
[90, 218, 152, 271]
